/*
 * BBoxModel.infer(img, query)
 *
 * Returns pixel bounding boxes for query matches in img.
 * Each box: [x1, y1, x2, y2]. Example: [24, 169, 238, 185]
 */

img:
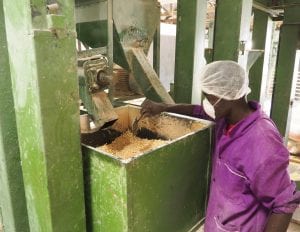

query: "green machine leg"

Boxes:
[0, 2, 30, 231]
[213, 0, 252, 63]
[174, 0, 207, 104]
[2, 0, 86, 231]
[271, 6, 300, 137]
[153, 25, 160, 78]
[248, 9, 270, 101]
[129, 48, 174, 104]
[205, 49, 214, 64]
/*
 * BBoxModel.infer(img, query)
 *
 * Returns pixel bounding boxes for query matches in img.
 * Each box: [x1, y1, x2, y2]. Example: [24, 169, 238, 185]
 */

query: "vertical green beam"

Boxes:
[248, 9, 269, 101]
[2, 0, 86, 231]
[270, 6, 300, 137]
[213, 0, 252, 63]
[208, 22, 214, 49]
[213, 0, 243, 61]
[152, 0, 161, 77]
[174, 0, 206, 104]
[0, 2, 30, 231]
[107, 0, 114, 101]
[153, 24, 160, 78]
[205, 48, 214, 64]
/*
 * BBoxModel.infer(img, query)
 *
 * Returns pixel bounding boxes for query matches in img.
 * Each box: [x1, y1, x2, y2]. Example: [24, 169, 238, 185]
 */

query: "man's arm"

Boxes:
[141, 99, 195, 117]
[164, 104, 196, 116]
[264, 213, 292, 232]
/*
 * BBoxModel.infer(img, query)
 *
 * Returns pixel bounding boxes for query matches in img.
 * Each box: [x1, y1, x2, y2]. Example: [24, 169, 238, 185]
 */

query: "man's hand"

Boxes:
[141, 99, 168, 117]
[264, 213, 292, 232]
[141, 99, 197, 117]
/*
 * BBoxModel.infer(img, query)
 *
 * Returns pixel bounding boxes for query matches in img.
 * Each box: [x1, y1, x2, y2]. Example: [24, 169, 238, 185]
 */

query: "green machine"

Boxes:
[75, 0, 174, 130]
[0, 0, 212, 231]
[75, 0, 213, 231]
[82, 105, 213, 231]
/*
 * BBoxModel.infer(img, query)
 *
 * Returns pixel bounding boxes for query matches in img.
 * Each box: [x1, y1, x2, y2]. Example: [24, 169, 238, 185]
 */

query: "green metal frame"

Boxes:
[75, 1, 173, 103]
[83, 106, 213, 231]
[270, 6, 300, 137]
[268, 0, 300, 8]
[248, 9, 269, 101]
[128, 48, 175, 104]
[76, 21, 130, 70]
[213, 0, 244, 61]
[84, 131, 212, 231]
[205, 48, 214, 64]
[174, 0, 201, 103]
[0, 2, 30, 231]
[2, 0, 86, 230]
[153, 24, 161, 78]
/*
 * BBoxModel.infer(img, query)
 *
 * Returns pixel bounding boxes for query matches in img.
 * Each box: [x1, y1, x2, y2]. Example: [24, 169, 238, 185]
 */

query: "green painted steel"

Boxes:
[83, 151, 128, 232]
[0, 2, 30, 231]
[129, 48, 175, 104]
[75, 1, 172, 103]
[254, 0, 268, 6]
[174, 0, 199, 103]
[248, 10, 269, 101]
[82, 113, 212, 231]
[269, 0, 300, 7]
[75, 0, 160, 67]
[205, 48, 214, 64]
[2, 0, 86, 231]
[153, 25, 160, 78]
[76, 21, 130, 70]
[281, 4, 300, 23]
[213, 0, 244, 61]
[76, 21, 108, 47]
[270, 6, 300, 137]
[112, 0, 160, 53]
[296, 181, 300, 190]
[126, 133, 211, 231]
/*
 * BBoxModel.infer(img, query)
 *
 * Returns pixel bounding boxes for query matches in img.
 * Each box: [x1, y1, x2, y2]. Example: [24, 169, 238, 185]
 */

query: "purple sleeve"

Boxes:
[250, 149, 300, 213]
[192, 105, 213, 121]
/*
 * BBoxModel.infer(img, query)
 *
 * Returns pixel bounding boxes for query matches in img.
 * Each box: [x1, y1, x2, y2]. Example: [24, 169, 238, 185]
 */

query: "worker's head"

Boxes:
[200, 60, 251, 119]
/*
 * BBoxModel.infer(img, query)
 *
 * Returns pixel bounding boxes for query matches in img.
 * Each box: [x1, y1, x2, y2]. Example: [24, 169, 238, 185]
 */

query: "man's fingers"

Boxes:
[143, 112, 151, 118]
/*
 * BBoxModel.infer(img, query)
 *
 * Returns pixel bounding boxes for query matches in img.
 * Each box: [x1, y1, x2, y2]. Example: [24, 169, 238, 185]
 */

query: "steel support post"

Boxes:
[205, 48, 214, 64]
[248, 9, 270, 101]
[213, 0, 252, 66]
[107, 0, 114, 102]
[270, 6, 300, 138]
[2, 0, 86, 231]
[0, 2, 30, 231]
[153, 24, 161, 78]
[174, 0, 207, 103]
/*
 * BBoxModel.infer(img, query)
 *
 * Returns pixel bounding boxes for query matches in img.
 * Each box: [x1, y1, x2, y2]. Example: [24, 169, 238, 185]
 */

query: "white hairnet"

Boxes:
[200, 60, 251, 100]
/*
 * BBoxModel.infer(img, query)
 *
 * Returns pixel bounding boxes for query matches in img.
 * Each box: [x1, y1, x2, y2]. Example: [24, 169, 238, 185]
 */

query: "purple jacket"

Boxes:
[193, 101, 300, 232]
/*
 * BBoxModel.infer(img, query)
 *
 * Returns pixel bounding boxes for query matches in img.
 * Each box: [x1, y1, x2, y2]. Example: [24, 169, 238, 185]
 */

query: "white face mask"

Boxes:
[202, 98, 221, 119]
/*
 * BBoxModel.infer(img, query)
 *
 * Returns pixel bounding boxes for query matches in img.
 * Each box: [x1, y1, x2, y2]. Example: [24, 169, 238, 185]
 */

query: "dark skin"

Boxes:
[264, 213, 292, 232]
[141, 93, 254, 124]
[141, 94, 293, 232]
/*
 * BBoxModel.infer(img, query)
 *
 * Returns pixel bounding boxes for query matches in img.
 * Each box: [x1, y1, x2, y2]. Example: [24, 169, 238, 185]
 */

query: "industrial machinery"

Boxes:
[82, 105, 213, 231]
[78, 51, 118, 130]
[75, 1, 213, 231]
[75, 0, 174, 132]
[4, 0, 299, 231]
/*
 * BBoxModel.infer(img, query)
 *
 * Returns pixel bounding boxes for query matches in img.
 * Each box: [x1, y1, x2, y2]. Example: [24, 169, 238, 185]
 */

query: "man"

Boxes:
[141, 61, 300, 232]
